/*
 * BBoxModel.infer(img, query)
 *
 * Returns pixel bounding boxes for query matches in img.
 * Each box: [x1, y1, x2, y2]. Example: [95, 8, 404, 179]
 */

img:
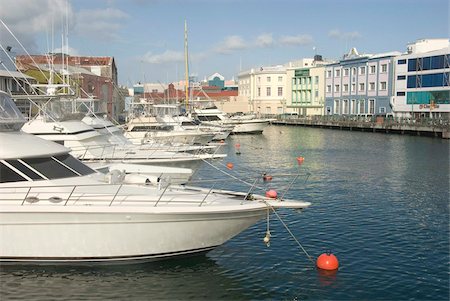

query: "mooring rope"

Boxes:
[266, 204, 315, 264]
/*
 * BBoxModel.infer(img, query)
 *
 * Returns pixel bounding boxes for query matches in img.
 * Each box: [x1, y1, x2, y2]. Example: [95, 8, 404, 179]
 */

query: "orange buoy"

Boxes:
[296, 156, 305, 164]
[265, 189, 277, 198]
[316, 252, 339, 271]
[262, 173, 273, 181]
[226, 162, 234, 170]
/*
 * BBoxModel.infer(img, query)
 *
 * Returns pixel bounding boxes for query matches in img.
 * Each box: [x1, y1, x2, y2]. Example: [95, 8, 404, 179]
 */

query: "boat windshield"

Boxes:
[0, 154, 95, 183]
[0, 91, 26, 131]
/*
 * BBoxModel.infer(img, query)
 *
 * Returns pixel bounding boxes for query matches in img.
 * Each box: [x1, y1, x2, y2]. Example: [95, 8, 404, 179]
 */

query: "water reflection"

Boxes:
[1, 256, 249, 300]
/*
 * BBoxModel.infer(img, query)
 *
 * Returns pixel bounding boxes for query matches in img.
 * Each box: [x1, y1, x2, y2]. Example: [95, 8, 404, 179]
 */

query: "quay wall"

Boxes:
[271, 117, 450, 139]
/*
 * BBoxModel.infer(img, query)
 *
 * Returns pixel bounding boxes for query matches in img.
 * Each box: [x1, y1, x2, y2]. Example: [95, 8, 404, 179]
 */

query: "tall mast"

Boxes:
[184, 20, 189, 112]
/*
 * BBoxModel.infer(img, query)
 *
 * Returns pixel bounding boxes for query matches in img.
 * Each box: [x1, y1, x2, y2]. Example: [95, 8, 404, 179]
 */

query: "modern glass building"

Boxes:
[392, 39, 450, 119]
[325, 48, 399, 116]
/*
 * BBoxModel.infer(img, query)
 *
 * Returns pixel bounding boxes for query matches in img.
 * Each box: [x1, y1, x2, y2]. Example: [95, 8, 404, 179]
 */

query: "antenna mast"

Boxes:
[184, 20, 189, 112]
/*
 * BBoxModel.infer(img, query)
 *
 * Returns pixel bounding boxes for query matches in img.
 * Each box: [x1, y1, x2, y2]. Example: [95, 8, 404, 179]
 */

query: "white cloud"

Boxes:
[328, 29, 362, 40]
[279, 34, 313, 46]
[0, 0, 73, 52]
[255, 33, 274, 48]
[142, 50, 184, 64]
[214, 35, 247, 54]
[74, 8, 129, 42]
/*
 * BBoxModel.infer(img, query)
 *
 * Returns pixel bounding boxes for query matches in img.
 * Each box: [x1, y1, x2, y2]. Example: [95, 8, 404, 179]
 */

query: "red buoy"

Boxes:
[226, 162, 234, 170]
[265, 189, 277, 198]
[316, 252, 339, 271]
[296, 156, 305, 165]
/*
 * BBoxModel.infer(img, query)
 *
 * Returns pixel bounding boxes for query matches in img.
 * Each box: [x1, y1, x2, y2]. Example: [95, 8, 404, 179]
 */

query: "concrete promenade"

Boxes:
[272, 117, 450, 139]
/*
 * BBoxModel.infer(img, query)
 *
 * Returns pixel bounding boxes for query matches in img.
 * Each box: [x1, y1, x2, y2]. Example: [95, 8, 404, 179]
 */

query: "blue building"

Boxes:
[208, 73, 225, 89]
[325, 48, 400, 116]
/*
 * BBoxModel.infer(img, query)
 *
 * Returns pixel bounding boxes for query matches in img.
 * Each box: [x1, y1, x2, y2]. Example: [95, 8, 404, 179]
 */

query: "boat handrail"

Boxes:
[0, 182, 202, 207]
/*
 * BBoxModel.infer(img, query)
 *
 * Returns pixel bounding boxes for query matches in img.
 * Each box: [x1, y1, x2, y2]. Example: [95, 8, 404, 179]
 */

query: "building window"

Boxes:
[380, 81, 387, 90]
[315, 76, 319, 84]
[381, 64, 387, 73]
[344, 68, 349, 76]
[257, 87, 261, 97]
[359, 66, 366, 75]
[351, 83, 356, 92]
[369, 82, 375, 91]
[343, 99, 349, 114]
[351, 99, 356, 114]
[397, 75, 406, 80]
[278, 76, 283, 82]
[398, 59, 406, 64]
[326, 85, 331, 93]
[334, 100, 340, 114]
[335, 69, 341, 77]
[257, 77, 261, 83]
[267, 77, 271, 82]
[379, 107, 386, 114]
[315, 90, 319, 97]
[396, 91, 405, 96]
[359, 99, 365, 114]
[369, 65, 376, 74]
[343, 84, 349, 92]
[334, 84, 340, 92]
[359, 83, 365, 92]
[326, 70, 332, 78]
[369, 99, 375, 114]
[278, 87, 283, 97]
[266, 87, 271, 96]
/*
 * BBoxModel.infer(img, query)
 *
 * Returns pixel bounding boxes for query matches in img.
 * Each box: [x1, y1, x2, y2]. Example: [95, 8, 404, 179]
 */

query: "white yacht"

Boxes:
[20, 99, 226, 173]
[193, 105, 275, 134]
[82, 114, 219, 154]
[0, 91, 311, 263]
[125, 104, 215, 145]
[149, 104, 233, 141]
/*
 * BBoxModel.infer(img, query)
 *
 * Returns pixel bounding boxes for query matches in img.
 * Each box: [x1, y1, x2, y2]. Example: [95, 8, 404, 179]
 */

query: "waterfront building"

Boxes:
[0, 69, 37, 117]
[391, 38, 450, 119]
[0, 69, 35, 95]
[286, 56, 331, 116]
[238, 65, 287, 116]
[325, 48, 400, 116]
[15, 54, 121, 120]
[207, 73, 225, 89]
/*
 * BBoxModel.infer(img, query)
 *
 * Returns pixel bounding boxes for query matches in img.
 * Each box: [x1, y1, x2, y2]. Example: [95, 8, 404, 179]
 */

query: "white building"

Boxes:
[392, 38, 450, 119]
[238, 65, 287, 116]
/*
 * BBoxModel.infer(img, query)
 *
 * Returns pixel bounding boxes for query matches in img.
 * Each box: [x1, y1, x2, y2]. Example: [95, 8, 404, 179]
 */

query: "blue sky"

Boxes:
[0, 0, 448, 86]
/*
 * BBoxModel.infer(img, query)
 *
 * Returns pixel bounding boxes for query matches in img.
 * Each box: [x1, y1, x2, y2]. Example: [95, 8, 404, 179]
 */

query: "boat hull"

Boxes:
[230, 121, 270, 134]
[0, 207, 266, 263]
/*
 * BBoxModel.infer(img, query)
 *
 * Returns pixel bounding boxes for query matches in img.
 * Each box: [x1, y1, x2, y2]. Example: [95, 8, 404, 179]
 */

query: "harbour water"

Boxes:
[1, 126, 449, 300]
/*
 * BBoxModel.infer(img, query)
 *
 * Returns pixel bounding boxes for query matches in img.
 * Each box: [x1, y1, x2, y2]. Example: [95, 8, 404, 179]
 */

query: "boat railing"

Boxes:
[70, 143, 207, 161]
[0, 182, 203, 207]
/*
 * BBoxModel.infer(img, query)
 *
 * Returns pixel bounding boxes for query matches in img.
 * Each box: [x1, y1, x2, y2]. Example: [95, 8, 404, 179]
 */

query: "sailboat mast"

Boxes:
[184, 20, 189, 112]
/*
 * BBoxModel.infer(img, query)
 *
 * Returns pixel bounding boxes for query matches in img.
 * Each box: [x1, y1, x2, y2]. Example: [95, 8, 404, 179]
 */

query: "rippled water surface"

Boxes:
[1, 126, 449, 300]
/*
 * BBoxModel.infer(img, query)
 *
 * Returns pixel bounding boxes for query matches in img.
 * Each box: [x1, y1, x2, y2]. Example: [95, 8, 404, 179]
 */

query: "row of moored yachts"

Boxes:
[0, 90, 311, 263]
